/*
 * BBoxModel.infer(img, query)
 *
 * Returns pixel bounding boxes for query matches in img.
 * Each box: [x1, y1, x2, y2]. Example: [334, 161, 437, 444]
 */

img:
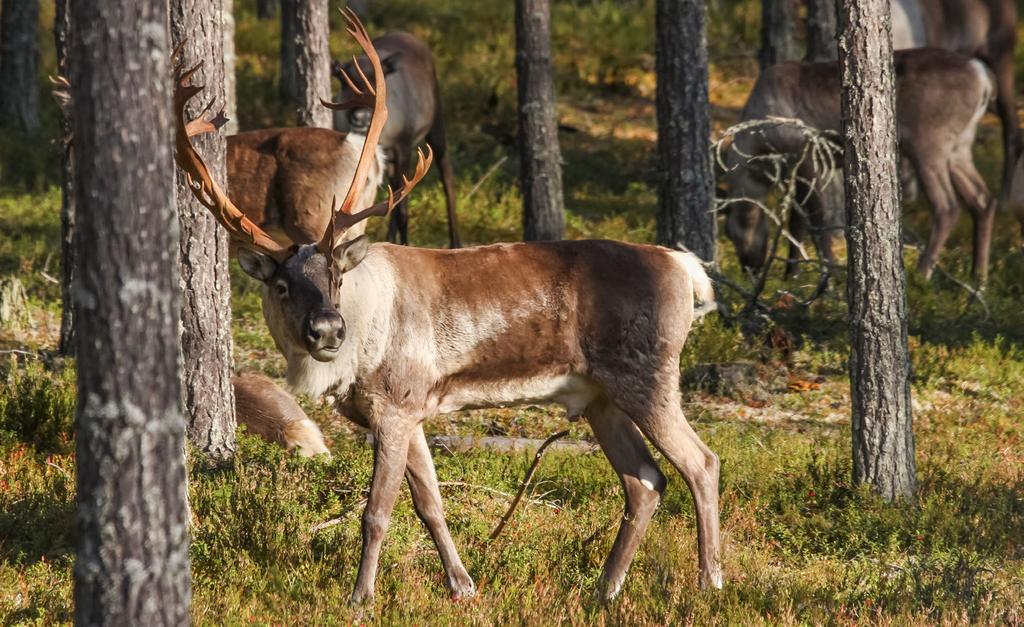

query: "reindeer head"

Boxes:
[331, 50, 402, 134]
[174, 10, 431, 362]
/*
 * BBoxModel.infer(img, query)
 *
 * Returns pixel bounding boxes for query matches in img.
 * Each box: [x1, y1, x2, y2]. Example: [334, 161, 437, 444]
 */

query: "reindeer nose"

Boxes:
[305, 309, 345, 358]
[349, 108, 372, 131]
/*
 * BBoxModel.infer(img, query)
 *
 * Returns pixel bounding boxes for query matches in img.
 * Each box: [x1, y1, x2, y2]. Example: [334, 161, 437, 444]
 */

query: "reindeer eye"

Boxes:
[275, 281, 289, 298]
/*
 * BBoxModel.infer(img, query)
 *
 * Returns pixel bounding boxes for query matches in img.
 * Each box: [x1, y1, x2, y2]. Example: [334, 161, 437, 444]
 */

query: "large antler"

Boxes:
[316, 8, 434, 256]
[173, 56, 290, 260]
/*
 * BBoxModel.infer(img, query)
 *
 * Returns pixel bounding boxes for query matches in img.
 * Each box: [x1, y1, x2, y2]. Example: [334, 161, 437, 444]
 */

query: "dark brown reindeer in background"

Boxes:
[176, 11, 718, 607]
[723, 48, 996, 284]
[333, 31, 461, 248]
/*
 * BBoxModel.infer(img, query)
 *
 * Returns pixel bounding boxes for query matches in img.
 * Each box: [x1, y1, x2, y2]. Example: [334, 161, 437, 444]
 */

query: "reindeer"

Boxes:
[225, 126, 384, 248]
[332, 31, 460, 249]
[175, 11, 719, 606]
[723, 48, 997, 284]
[234, 373, 331, 457]
[891, 0, 1019, 209]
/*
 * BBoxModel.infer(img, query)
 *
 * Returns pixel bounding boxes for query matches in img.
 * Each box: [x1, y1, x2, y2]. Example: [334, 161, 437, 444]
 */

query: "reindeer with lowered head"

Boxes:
[176, 11, 719, 606]
[723, 48, 997, 284]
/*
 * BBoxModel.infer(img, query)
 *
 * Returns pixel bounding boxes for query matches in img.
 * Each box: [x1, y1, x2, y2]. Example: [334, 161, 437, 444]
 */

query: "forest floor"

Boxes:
[1, 1, 1023, 624]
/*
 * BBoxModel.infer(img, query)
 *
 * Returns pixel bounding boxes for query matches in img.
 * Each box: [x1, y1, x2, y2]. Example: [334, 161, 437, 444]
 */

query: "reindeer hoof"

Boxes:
[348, 591, 375, 617]
[700, 570, 724, 590]
[449, 581, 476, 601]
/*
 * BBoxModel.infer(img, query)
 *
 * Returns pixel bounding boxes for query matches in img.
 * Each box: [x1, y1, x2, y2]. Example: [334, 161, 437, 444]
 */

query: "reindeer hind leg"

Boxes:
[622, 389, 723, 590]
[949, 154, 995, 285]
[426, 104, 460, 248]
[585, 398, 666, 602]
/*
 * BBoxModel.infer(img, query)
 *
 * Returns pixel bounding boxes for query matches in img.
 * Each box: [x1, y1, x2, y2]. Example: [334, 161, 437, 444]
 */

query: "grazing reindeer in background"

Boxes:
[176, 11, 719, 607]
[234, 373, 330, 457]
[723, 48, 996, 284]
[332, 31, 461, 248]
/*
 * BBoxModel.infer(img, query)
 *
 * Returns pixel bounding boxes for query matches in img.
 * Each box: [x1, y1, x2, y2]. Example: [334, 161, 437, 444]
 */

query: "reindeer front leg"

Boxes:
[405, 425, 476, 599]
[351, 419, 415, 607]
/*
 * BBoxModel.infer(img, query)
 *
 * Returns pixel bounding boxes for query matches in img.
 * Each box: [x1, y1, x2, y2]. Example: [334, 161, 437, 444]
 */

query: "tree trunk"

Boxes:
[655, 0, 715, 262]
[279, 0, 331, 127]
[54, 0, 75, 356]
[515, 0, 565, 241]
[0, 0, 40, 132]
[805, 0, 838, 62]
[759, 0, 798, 69]
[171, 0, 237, 463]
[223, 0, 238, 134]
[837, 0, 916, 501]
[279, 0, 297, 99]
[257, 0, 277, 19]
[68, 0, 191, 622]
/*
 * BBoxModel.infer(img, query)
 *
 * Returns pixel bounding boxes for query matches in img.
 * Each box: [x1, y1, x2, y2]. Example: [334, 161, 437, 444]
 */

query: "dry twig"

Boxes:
[489, 430, 569, 540]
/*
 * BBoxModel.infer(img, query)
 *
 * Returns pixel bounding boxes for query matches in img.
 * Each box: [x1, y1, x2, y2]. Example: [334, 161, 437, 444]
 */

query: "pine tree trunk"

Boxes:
[68, 0, 191, 622]
[279, 0, 331, 127]
[171, 0, 237, 463]
[759, 0, 798, 69]
[223, 0, 238, 134]
[805, 0, 838, 62]
[837, 0, 916, 501]
[257, 0, 277, 19]
[0, 0, 40, 132]
[655, 0, 715, 262]
[279, 0, 297, 99]
[54, 0, 75, 356]
[515, 0, 565, 241]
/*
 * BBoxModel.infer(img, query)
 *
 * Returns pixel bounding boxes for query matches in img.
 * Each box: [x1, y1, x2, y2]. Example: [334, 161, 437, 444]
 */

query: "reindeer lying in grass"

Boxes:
[233, 373, 330, 458]
[175, 10, 718, 607]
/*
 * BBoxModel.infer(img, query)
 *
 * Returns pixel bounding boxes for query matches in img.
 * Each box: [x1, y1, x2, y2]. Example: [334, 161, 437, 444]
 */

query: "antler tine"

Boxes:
[316, 8, 389, 254]
[335, 145, 434, 230]
[173, 55, 289, 260]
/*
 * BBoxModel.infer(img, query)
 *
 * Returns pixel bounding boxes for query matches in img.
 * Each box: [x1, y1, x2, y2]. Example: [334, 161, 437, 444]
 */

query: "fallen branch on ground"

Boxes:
[490, 430, 569, 540]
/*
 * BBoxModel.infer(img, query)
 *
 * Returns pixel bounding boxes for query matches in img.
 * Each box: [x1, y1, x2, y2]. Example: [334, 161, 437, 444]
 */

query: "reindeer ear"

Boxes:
[237, 248, 278, 281]
[332, 235, 370, 273]
[381, 51, 403, 75]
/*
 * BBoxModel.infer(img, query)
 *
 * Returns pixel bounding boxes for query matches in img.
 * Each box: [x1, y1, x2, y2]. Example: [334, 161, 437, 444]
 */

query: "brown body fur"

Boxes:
[226, 128, 380, 247]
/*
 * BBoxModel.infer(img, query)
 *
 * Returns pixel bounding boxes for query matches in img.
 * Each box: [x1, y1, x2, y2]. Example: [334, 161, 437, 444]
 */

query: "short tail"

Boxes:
[670, 251, 716, 318]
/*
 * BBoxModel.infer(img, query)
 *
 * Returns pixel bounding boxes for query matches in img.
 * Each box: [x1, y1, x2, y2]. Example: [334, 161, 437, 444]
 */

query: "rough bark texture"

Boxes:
[68, 0, 191, 622]
[0, 0, 40, 132]
[279, 0, 297, 99]
[805, 0, 838, 62]
[655, 0, 716, 262]
[171, 0, 237, 463]
[279, 0, 331, 127]
[759, 0, 799, 69]
[837, 0, 917, 501]
[54, 0, 75, 356]
[223, 0, 238, 134]
[515, 0, 565, 241]
[257, 0, 277, 19]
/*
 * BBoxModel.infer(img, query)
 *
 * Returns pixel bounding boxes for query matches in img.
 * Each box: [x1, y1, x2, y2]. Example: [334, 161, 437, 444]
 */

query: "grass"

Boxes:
[1, 0, 1023, 624]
